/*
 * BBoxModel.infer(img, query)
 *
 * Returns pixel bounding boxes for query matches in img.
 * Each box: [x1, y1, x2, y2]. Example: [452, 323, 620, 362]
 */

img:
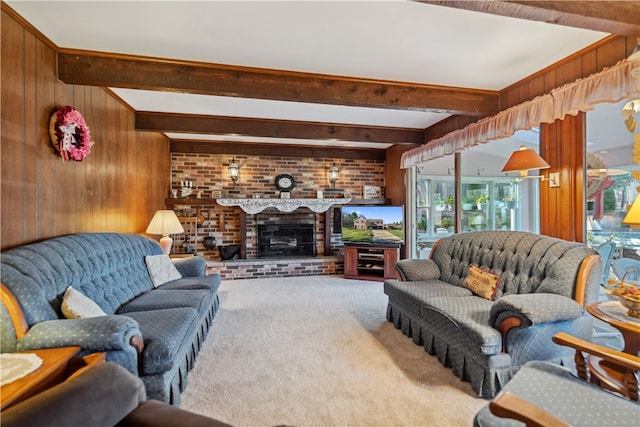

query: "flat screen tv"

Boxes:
[341, 205, 404, 246]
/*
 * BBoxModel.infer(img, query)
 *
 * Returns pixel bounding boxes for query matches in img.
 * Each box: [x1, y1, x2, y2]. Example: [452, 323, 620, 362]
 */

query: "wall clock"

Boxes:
[275, 174, 296, 192]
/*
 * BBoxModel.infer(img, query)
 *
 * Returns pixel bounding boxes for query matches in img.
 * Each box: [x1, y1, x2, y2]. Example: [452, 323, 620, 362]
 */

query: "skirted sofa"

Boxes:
[0, 233, 221, 405]
[384, 230, 602, 398]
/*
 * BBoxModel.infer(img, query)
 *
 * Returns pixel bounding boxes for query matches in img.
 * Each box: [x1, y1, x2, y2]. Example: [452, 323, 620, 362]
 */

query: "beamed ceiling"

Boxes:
[5, 1, 640, 159]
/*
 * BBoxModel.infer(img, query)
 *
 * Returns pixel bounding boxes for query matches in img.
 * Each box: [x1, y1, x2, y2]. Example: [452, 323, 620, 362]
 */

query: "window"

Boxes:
[409, 132, 543, 259]
[586, 100, 639, 260]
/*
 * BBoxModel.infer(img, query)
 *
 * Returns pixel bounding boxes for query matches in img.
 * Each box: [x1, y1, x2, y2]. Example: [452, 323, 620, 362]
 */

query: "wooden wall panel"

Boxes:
[540, 113, 586, 241]
[1, 10, 171, 250]
[501, 35, 636, 111]
[385, 144, 413, 206]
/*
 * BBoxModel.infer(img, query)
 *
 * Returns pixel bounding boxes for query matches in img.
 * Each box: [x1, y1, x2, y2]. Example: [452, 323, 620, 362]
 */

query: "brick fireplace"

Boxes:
[169, 152, 385, 279]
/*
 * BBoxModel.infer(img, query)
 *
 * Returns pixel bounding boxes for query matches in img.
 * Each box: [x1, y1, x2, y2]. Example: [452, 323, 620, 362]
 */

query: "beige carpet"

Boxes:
[180, 275, 486, 427]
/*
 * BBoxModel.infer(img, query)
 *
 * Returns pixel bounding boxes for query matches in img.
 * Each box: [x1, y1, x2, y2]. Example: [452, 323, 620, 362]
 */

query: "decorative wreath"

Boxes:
[49, 106, 94, 161]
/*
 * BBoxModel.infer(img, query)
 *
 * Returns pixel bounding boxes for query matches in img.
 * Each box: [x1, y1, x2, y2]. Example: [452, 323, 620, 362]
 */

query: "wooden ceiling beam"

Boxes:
[170, 140, 389, 161]
[136, 112, 424, 145]
[425, 1, 640, 36]
[57, 51, 498, 116]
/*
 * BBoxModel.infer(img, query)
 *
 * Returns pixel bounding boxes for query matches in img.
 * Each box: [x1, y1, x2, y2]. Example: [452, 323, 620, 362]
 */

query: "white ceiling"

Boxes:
[6, 0, 615, 150]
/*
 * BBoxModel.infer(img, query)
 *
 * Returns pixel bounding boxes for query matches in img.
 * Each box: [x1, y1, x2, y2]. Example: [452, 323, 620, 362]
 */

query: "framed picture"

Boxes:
[211, 190, 222, 199]
[280, 192, 291, 199]
[363, 185, 381, 199]
[252, 192, 262, 199]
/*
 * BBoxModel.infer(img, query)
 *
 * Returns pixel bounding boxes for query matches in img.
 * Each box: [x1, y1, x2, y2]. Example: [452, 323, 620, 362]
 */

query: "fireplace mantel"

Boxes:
[216, 198, 351, 214]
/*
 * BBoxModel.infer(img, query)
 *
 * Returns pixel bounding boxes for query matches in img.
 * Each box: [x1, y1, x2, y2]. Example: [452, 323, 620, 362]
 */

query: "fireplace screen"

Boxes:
[257, 223, 315, 258]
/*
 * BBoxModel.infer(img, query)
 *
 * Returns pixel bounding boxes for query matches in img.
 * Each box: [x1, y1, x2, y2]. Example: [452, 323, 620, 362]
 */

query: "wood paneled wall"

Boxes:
[500, 35, 637, 109]
[540, 113, 586, 241]
[1, 10, 171, 250]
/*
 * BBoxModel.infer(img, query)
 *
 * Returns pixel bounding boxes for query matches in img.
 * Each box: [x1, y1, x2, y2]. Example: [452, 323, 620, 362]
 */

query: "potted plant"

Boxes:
[463, 195, 475, 210]
[503, 193, 519, 209]
[443, 194, 455, 211]
[475, 192, 489, 210]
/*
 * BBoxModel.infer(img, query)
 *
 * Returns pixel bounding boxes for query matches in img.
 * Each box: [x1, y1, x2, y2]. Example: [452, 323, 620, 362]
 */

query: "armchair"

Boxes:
[474, 332, 640, 427]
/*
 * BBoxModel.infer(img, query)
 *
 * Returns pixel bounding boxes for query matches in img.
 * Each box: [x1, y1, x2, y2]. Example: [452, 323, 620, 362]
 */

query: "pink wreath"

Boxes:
[49, 106, 95, 161]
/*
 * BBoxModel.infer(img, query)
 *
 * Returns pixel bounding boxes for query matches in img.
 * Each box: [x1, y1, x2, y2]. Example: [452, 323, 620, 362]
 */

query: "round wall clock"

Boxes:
[275, 174, 296, 191]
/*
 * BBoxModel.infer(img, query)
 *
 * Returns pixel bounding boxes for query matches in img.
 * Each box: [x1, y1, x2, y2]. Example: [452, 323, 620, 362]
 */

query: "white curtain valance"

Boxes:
[401, 59, 640, 169]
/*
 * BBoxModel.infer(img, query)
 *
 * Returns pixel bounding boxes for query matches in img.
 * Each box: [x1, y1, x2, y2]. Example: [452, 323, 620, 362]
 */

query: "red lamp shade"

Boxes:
[502, 145, 550, 178]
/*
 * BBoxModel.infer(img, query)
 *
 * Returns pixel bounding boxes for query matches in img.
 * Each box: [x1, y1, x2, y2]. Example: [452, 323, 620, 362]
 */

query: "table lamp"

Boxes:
[146, 210, 184, 254]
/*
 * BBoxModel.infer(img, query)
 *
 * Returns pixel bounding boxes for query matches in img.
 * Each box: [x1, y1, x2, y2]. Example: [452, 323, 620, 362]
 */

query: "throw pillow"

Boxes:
[463, 265, 500, 300]
[145, 254, 182, 288]
[61, 286, 107, 319]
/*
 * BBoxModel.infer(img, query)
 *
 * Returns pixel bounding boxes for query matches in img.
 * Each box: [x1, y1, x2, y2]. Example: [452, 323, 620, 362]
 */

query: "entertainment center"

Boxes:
[343, 245, 400, 281]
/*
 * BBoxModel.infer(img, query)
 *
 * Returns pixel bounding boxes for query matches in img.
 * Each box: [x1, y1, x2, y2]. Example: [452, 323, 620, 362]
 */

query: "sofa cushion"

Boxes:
[117, 289, 213, 316]
[61, 286, 107, 319]
[384, 279, 473, 302]
[124, 308, 199, 375]
[145, 255, 182, 288]
[159, 274, 221, 293]
[463, 265, 499, 300]
[420, 296, 501, 355]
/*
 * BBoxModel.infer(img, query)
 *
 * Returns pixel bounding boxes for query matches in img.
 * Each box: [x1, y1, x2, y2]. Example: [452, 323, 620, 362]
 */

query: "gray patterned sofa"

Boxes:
[0, 233, 221, 405]
[384, 230, 602, 398]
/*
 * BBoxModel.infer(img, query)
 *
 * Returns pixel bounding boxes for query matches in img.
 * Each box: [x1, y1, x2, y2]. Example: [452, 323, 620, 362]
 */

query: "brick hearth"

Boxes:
[207, 256, 343, 280]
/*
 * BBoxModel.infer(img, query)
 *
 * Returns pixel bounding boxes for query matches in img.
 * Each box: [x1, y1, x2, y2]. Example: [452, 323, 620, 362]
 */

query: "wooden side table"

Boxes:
[1, 347, 106, 410]
[586, 302, 640, 399]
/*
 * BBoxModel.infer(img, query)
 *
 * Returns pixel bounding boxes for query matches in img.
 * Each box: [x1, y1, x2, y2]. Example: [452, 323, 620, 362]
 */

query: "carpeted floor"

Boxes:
[180, 275, 486, 427]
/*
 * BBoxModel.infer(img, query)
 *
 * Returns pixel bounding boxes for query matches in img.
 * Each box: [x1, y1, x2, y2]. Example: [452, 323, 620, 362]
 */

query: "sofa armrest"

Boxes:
[1, 362, 146, 427]
[489, 294, 584, 354]
[394, 259, 440, 281]
[490, 293, 584, 329]
[17, 315, 142, 353]
[120, 400, 234, 427]
[489, 391, 571, 427]
[172, 256, 206, 277]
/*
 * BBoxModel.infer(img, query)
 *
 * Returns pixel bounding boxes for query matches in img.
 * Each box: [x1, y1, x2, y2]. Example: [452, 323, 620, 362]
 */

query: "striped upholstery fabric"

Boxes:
[384, 230, 602, 398]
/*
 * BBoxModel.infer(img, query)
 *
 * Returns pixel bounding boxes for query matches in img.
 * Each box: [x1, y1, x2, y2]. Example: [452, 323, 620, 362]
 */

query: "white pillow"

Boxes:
[61, 286, 107, 319]
[145, 254, 182, 288]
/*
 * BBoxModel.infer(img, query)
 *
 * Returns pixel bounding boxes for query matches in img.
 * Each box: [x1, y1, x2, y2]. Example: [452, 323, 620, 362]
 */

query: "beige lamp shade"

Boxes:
[146, 210, 184, 253]
[502, 145, 550, 178]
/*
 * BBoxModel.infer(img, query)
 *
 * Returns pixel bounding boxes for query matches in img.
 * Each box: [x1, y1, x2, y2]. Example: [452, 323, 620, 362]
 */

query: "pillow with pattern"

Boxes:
[463, 265, 500, 300]
[61, 286, 107, 319]
[145, 254, 182, 287]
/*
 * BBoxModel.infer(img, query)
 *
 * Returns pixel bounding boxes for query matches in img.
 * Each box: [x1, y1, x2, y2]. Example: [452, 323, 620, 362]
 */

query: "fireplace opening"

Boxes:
[257, 223, 316, 258]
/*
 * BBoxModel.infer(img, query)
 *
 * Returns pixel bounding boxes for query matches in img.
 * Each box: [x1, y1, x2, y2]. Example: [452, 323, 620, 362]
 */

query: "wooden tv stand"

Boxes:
[343, 245, 399, 281]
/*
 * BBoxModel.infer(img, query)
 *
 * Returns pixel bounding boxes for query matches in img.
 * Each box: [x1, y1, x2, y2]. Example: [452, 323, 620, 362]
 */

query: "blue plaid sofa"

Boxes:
[0, 233, 221, 405]
[384, 230, 602, 398]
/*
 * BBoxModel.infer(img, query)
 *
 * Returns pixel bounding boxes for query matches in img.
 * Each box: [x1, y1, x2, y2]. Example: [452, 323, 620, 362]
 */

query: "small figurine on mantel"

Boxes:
[180, 181, 193, 198]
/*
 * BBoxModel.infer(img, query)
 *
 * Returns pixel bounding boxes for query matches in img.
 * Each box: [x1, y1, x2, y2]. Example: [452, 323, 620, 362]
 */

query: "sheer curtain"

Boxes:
[402, 59, 640, 168]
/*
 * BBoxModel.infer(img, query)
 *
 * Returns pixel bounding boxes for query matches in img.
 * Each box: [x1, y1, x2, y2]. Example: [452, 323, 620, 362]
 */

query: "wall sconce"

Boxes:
[146, 210, 185, 254]
[228, 157, 239, 186]
[501, 145, 560, 187]
[329, 163, 340, 188]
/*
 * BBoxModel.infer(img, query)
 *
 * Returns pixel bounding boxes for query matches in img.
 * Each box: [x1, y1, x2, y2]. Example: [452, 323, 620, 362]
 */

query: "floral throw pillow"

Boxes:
[463, 265, 500, 300]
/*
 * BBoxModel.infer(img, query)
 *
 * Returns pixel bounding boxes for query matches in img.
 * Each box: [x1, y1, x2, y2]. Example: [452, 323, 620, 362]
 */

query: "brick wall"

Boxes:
[170, 153, 385, 262]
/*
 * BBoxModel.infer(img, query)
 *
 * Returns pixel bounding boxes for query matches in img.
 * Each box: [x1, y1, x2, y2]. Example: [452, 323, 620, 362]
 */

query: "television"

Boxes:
[341, 205, 404, 246]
